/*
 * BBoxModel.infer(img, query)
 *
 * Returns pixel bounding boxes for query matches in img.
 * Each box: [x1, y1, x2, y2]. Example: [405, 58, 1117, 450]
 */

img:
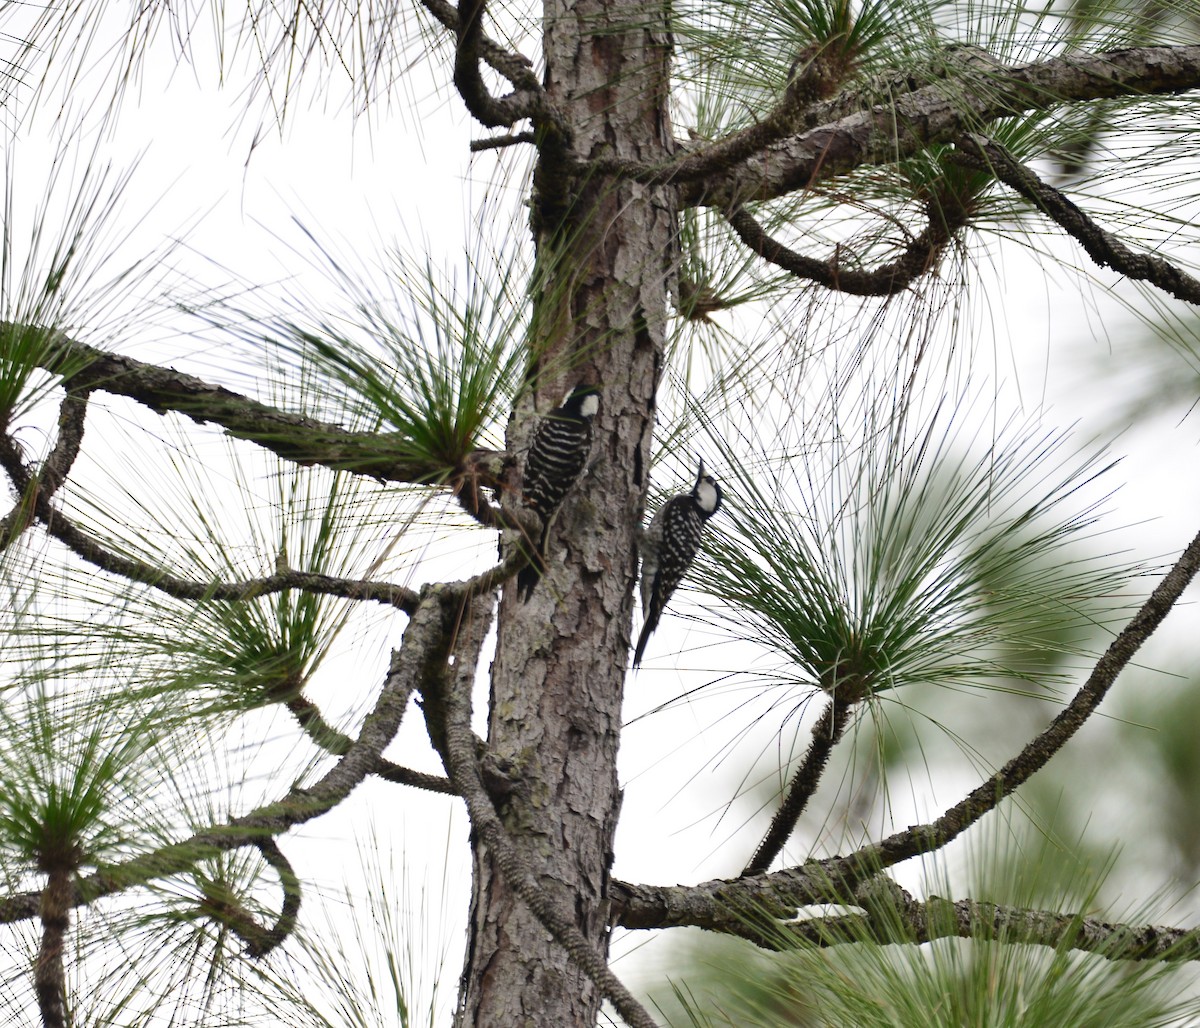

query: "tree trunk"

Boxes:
[456, 0, 675, 1024]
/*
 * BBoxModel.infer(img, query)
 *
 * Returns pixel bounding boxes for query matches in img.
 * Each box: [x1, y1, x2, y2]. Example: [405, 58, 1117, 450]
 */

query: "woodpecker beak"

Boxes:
[697, 459, 706, 479]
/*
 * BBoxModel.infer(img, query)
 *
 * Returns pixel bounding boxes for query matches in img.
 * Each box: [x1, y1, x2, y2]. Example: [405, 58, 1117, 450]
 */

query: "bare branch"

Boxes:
[419, 0, 542, 93]
[743, 698, 856, 875]
[454, 0, 522, 128]
[0, 388, 90, 547]
[419, 0, 556, 130]
[286, 694, 456, 795]
[471, 131, 536, 152]
[433, 595, 660, 1028]
[952, 133, 1200, 306]
[725, 202, 965, 296]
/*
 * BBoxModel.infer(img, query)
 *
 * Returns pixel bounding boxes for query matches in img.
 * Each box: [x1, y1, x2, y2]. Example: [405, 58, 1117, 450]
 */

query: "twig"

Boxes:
[743, 698, 856, 875]
[952, 133, 1200, 307]
[471, 131, 536, 152]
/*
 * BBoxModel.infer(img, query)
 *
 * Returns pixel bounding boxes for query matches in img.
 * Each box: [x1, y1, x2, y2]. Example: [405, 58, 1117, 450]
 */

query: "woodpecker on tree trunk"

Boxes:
[516, 384, 600, 601]
[634, 461, 722, 666]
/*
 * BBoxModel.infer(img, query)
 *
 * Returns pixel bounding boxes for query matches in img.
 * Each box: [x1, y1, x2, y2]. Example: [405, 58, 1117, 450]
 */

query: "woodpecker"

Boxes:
[516, 383, 600, 600]
[633, 461, 722, 666]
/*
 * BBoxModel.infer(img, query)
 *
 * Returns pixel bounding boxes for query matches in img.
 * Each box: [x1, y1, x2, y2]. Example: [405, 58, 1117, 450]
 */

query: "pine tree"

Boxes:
[0, 2, 1199, 1026]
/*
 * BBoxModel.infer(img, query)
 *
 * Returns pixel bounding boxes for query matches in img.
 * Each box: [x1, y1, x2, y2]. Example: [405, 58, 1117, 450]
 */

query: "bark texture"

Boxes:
[456, 0, 675, 1024]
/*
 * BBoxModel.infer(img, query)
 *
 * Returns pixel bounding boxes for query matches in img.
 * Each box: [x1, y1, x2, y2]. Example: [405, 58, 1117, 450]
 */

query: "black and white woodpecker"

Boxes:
[633, 461, 722, 667]
[516, 383, 600, 601]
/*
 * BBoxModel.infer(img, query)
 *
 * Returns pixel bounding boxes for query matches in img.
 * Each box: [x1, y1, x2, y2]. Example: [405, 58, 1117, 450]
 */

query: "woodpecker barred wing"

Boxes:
[634, 498, 706, 665]
[523, 417, 593, 517]
[633, 464, 721, 666]
[516, 387, 598, 600]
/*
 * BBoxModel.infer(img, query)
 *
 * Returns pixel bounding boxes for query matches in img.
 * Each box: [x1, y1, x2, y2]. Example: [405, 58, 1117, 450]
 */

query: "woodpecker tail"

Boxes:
[516, 526, 548, 602]
[632, 609, 660, 667]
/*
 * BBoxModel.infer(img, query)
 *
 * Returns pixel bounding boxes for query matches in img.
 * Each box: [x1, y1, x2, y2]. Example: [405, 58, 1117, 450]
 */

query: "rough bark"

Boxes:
[455, 0, 675, 1024]
[34, 869, 70, 1028]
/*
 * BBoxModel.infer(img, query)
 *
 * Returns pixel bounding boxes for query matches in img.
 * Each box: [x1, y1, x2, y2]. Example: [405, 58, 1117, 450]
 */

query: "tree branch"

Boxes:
[470, 131, 536, 152]
[453, 0, 526, 128]
[743, 698, 856, 875]
[613, 523, 1200, 932]
[419, 0, 542, 93]
[584, 45, 1007, 189]
[724, 201, 966, 296]
[840, 522, 1200, 883]
[737, 876, 1200, 963]
[26, 498, 420, 612]
[17, 326, 505, 486]
[0, 387, 89, 547]
[286, 694, 456, 795]
[195, 839, 301, 959]
[0, 593, 454, 926]
[663, 44, 1200, 207]
[952, 133, 1200, 306]
[419, 0, 555, 130]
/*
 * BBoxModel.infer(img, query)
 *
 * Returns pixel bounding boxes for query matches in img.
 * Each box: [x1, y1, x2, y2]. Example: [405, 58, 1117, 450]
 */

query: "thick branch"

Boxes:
[613, 524, 1200, 932]
[952, 133, 1200, 306]
[743, 698, 855, 875]
[585, 46, 1006, 188]
[757, 878, 1200, 962]
[19, 327, 505, 485]
[435, 597, 659, 1028]
[668, 44, 1200, 207]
